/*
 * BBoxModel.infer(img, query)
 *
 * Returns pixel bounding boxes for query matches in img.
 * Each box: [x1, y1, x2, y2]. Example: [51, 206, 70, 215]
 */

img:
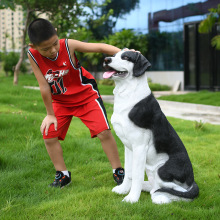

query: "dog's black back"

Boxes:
[129, 93, 199, 198]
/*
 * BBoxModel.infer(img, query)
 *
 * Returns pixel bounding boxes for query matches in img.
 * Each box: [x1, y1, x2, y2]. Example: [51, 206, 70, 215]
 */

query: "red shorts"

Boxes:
[43, 97, 110, 140]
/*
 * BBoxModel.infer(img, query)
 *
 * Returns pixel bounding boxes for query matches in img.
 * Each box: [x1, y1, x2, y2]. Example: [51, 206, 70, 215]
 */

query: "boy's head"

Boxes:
[28, 18, 57, 45]
[28, 19, 60, 59]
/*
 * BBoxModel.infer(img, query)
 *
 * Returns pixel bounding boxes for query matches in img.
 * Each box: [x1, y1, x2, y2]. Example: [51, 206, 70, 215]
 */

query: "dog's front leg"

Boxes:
[122, 145, 146, 203]
[112, 147, 132, 194]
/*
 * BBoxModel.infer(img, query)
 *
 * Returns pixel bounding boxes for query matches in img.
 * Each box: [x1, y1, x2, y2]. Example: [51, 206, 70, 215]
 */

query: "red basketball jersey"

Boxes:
[28, 39, 100, 106]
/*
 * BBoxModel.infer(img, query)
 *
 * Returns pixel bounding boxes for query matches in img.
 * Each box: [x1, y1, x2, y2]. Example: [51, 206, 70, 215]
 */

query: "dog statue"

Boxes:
[103, 51, 199, 204]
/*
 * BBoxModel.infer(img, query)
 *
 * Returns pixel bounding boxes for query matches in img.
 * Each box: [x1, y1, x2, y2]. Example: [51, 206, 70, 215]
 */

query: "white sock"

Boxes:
[113, 169, 116, 174]
[61, 170, 69, 177]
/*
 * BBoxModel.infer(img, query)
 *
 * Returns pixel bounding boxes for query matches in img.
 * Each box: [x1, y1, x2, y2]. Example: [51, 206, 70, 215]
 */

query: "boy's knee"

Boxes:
[97, 129, 112, 141]
[44, 137, 58, 146]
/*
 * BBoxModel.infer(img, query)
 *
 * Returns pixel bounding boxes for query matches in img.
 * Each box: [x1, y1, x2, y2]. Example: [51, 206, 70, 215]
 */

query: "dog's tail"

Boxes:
[155, 181, 199, 199]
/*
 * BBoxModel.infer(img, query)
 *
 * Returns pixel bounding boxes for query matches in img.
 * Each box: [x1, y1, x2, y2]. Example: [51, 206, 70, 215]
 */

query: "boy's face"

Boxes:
[30, 35, 60, 59]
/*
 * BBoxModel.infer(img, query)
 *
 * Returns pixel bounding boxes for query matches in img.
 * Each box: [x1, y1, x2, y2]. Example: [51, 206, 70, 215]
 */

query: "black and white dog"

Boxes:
[103, 51, 199, 204]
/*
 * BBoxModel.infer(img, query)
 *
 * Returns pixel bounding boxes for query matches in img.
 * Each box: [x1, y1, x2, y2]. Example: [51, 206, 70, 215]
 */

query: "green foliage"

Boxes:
[0, 0, 15, 9]
[50, 2, 85, 38]
[194, 120, 206, 131]
[211, 35, 220, 50]
[199, 14, 217, 33]
[147, 31, 183, 70]
[11, 0, 84, 39]
[70, 28, 148, 72]
[148, 82, 171, 91]
[69, 27, 94, 42]
[101, 0, 140, 19]
[3, 52, 26, 75]
[84, 0, 140, 39]
[0, 52, 4, 62]
[199, 4, 220, 50]
[104, 29, 148, 55]
[97, 79, 114, 86]
[69, 27, 103, 70]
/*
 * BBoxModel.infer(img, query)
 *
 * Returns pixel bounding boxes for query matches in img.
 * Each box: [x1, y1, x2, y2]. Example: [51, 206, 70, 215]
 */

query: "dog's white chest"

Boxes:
[111, 105, 150, 150]
[111, 110, 131, 147]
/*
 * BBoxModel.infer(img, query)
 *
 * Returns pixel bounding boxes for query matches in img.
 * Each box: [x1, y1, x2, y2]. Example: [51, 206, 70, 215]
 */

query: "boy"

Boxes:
[27, 18, 124, 188]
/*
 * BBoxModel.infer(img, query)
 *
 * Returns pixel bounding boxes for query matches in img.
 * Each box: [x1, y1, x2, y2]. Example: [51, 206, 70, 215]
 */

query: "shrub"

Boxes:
[149, 82, 171, 91]
[97, 79, 115, 86]
[3, 52, 27, 76]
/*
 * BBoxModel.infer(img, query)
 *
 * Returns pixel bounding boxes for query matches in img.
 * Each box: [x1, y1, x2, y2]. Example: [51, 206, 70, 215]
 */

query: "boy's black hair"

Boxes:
[28, 18, 57, 45]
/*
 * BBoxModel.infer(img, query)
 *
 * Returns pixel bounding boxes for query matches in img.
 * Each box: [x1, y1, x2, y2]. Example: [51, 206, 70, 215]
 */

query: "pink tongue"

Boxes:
[103, 71, 116, 79]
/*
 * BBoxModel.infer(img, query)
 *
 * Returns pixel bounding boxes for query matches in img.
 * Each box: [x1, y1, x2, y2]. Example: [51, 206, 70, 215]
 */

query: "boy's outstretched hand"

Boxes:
[40, 115, 57, 136]
[123, 48, 141, 53]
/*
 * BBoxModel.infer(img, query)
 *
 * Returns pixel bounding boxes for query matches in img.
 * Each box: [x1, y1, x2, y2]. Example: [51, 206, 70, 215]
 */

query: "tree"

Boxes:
[0, 0, 141, 83]
[83, 0, 140, 39]
[3, 52, 27, 77]
[0, 0, 14, 9]
[0, 0, 87, 85]
[69, 29, 148, 72]
[105, 29, 148, 55]
[199, 4, 220, 50]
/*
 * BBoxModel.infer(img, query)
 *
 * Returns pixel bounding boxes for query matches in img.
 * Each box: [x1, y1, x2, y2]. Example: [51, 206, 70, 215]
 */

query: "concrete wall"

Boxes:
[146, 71, 184, 91]
[92, 71, 184, 91]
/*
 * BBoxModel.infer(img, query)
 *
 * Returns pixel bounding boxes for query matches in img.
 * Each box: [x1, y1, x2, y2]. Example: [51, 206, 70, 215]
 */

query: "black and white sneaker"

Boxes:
[49, 171, 71, 188]
[113, 168, 124, 185]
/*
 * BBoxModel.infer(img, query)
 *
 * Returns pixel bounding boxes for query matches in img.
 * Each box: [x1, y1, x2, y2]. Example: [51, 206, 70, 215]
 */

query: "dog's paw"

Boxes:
[151, 193, 171, 204]
[112, 184, 131, 195]
[122, 194, 139, 203]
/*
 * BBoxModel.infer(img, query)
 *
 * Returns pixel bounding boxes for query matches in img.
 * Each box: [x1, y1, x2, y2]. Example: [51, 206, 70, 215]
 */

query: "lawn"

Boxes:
[158, 90, 220, 107]
[0, 74, 220, 219]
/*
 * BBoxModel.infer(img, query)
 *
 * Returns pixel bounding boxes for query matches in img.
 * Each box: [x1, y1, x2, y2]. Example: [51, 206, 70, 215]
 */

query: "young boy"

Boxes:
[27, 18, 124, 188]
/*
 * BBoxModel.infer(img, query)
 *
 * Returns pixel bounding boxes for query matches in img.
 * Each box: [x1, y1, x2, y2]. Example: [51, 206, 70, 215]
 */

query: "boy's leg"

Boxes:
[44, 137, 71, 188]
[44, 137, 67, 171]
[97, 129, 124, 185]
[75, 97, 124, 184]
[97, 129, 121, 169]
[41, 104, 73, 187]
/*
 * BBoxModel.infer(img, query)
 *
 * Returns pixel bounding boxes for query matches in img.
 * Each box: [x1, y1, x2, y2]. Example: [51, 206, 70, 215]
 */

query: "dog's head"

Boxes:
[103, 51, 151, 80]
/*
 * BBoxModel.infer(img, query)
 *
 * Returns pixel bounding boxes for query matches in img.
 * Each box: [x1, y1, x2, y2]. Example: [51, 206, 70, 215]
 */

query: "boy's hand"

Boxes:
[40, 115, 58, 136]
[123, 48, 141, 53]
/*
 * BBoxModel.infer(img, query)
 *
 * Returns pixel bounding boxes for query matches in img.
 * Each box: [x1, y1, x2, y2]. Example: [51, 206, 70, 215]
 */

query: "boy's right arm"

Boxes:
[28, 54, 57, 135]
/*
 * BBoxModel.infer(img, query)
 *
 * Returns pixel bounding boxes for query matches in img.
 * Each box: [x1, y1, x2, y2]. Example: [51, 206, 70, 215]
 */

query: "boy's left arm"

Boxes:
[68, 39, 121, 55]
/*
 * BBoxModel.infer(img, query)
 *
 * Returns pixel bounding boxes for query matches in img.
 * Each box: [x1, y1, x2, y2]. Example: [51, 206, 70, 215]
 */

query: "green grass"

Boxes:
[158, 90, 220, 106]
[148, 82, 171, 91]
[97, 84, 115, 95]
[0, 74, 220, 219]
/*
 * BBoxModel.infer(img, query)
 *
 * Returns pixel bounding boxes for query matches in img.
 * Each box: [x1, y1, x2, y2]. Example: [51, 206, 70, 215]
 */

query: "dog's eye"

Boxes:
[123, 56, 129, 60]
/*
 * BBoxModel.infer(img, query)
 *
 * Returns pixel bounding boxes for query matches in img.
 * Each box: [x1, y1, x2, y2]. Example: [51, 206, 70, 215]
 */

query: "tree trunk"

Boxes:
[13, 9, 31, 85]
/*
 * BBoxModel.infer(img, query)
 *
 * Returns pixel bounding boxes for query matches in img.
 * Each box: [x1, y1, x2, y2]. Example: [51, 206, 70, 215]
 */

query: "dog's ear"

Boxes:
[121, 51, 151, 77]
[132, 53, 151, 77]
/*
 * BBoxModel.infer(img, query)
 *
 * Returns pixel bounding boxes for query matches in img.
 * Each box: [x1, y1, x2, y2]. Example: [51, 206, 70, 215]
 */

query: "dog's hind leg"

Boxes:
[142, 181, 152, 192]
[151, 191, 191, 204]
[151, 192, 172, 204]
[122, 145, 147, 203]
[112, 147, 132, 195]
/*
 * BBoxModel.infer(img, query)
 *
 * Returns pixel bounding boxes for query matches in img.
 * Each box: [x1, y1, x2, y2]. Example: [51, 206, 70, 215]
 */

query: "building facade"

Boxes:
[184, 21, 220, 91]
[0, 6, 24, 52]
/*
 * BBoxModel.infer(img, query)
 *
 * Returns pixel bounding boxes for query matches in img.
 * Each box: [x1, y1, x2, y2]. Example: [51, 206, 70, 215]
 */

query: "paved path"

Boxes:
[101, 93, 220, 125]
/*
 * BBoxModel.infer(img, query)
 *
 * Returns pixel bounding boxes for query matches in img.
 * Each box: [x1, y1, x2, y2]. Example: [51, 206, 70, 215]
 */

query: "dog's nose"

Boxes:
[104, 57, 112, 64]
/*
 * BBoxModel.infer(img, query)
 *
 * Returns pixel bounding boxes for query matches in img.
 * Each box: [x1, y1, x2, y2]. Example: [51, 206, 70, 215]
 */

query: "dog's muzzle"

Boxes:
[103, 59, 128, 79]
